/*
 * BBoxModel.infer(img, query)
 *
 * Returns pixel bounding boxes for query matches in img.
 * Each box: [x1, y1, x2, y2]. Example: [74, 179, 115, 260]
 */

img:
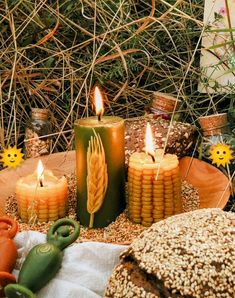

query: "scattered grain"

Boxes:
[5, 174, 199, 245]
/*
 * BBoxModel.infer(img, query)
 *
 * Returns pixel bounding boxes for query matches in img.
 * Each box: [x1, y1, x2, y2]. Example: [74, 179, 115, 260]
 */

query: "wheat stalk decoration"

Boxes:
[87, 131, 108, 228]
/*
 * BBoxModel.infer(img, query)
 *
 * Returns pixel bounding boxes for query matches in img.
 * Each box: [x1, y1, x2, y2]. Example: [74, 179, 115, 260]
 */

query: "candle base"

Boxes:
[16, 175, 69, 223]
[128, 152, 182, 226]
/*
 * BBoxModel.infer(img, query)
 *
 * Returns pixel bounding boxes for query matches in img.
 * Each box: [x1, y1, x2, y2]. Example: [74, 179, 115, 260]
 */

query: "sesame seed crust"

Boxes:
[105, 264, 159, 298]
[104, 208, 235, 298]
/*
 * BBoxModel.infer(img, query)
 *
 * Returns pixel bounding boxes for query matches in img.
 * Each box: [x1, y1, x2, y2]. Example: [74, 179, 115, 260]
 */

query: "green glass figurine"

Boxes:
[5, 218, 80, 298]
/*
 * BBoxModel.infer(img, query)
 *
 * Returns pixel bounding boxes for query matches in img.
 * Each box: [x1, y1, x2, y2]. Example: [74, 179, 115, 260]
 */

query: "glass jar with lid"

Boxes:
[199, 113, 235, 174]
[24, 108, 51, 158]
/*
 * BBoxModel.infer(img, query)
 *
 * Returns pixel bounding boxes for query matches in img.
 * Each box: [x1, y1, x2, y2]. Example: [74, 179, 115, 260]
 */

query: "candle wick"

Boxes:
[40, 179, 43, 187]
[98, 114, 101, 121]
[148, 153, 155, 163]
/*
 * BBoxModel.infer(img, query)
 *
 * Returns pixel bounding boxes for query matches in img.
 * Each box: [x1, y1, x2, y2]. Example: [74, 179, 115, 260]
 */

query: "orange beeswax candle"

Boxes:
[16, 160, 68, 223]
[128, 150, 182, 227]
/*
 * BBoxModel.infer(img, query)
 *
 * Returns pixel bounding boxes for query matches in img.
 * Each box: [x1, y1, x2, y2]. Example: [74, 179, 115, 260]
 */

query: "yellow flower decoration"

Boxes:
[209, 143, 233, 167]
[0, 145, 24, 168]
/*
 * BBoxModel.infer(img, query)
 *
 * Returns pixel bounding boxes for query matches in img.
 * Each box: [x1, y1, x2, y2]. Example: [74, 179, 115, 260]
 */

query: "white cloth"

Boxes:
[12, 231, 127, 298]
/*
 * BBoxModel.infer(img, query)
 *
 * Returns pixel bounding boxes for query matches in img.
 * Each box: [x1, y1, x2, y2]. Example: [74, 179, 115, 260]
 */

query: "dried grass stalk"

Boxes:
[87, 131, 108, 228]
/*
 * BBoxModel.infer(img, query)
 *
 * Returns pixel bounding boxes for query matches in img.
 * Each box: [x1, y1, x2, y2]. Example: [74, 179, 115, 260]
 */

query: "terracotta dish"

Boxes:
[179, 156, 231, 209]
[0, 153, 231, 215]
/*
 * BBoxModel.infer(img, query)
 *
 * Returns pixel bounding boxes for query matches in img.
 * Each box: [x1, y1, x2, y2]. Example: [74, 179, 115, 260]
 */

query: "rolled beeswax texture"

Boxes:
[128, 152, 182, 226]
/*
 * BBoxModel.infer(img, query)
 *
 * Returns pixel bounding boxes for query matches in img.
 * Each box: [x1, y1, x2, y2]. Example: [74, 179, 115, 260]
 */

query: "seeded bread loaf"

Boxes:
[104, 208, 235, 298]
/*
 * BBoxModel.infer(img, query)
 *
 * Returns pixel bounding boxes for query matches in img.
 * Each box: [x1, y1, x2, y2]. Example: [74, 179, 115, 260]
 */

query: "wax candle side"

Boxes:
[16, 171, 68, 223]
[74, 116, 126, 228]
[128, 151, 182, 226]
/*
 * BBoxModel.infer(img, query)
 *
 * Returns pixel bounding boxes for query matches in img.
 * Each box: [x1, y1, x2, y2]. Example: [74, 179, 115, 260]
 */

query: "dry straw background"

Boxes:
[0, 0, 234, 152]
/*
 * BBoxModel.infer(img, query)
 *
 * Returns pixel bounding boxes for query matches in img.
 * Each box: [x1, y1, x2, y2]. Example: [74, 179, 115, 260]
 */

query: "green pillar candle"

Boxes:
[74, 116, 126, 228]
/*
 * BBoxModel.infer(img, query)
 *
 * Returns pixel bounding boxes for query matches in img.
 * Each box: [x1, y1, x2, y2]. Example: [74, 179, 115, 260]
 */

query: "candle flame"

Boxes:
[94, 86, 104, 119]
[145, 123, 155, 161]
[37, 160, 44, 186]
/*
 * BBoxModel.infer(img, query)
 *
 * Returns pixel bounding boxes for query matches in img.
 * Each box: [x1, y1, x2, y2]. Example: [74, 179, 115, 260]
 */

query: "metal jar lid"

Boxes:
[31, 108, 49, 121]
[199, 113, 228, 136]
[151, 92, 181, 113]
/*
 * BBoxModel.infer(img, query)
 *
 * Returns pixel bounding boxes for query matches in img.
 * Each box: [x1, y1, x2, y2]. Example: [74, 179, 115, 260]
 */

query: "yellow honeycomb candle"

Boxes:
[16, 160, 68, 223]
[128, 150, 182, 227]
